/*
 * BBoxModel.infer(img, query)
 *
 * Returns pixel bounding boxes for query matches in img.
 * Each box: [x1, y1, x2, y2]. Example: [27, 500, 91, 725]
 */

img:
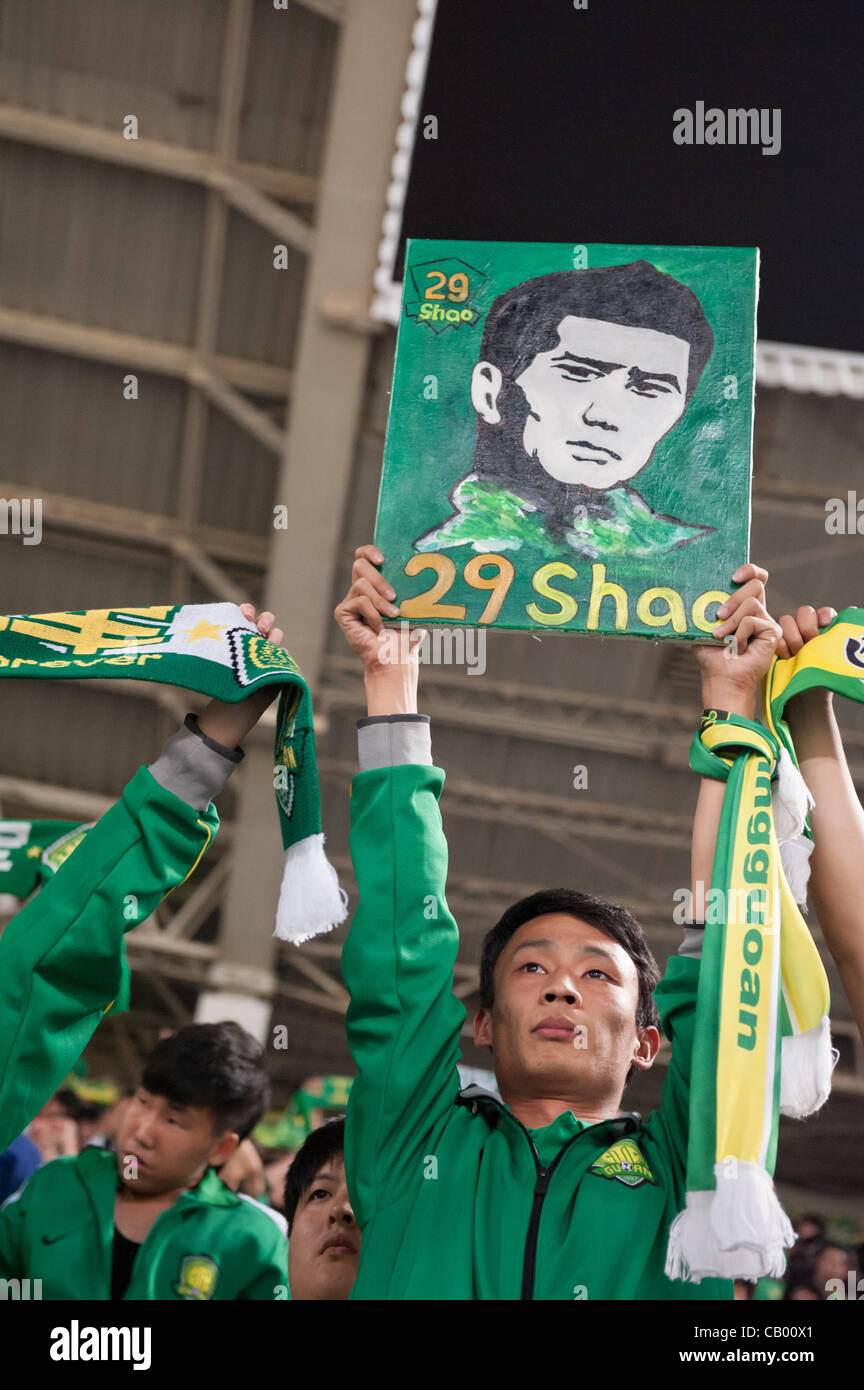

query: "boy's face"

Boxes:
[476, 315, 691, 491]
[117, 1087, 237, 1196]
[473, 913, 658, 1107]
[288, 1155, 359, 1300]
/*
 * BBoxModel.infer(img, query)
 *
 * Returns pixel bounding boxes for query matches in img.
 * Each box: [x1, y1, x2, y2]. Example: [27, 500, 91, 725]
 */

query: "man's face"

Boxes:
[117, 1087, 236, 1197]
[485, 315, 691, 490]
[288, 1155, 359, 1300]
[473, 914, 657, 1105]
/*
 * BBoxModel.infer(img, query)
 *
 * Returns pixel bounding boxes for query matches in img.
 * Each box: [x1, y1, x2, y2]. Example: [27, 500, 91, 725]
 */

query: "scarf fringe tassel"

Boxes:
[665, 1163, 795, 1283]
[780, 1015, 836, 1118]
[274, 832, 349, 944]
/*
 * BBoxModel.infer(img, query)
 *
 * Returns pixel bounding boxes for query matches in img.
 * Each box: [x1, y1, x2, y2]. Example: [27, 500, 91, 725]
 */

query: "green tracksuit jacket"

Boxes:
[0, 1146, 287, 1299]
[343, 751, 732, 1301]
[0, 738, 222, 1155]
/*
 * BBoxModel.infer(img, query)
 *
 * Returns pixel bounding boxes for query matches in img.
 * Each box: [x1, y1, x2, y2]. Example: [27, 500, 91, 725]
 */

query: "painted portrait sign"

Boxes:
[374, 240, 758, 639]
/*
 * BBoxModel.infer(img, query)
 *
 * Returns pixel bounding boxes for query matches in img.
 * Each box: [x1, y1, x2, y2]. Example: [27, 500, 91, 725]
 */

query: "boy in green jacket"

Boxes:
[0, 603, 282, 1155]
[334, 545, 783, 1300]
[0, 1020, 288, 1299]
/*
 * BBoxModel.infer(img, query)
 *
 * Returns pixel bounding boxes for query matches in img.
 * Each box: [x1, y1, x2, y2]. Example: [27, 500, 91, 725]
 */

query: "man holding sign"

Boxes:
[335, 545, 781, 1300]
[378, 243, 756, 641]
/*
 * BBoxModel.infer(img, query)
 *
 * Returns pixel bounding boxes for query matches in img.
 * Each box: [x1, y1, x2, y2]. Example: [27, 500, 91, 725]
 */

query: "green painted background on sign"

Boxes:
[374, 240, 758, 640]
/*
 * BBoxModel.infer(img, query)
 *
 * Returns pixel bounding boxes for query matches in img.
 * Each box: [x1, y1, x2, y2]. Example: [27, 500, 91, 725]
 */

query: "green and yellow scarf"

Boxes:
[0, 604, 347, 944]
[666, 609, 864, 1282]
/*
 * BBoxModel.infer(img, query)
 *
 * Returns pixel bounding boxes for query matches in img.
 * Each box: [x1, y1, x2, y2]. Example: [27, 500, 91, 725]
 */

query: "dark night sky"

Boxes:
[401, 0, 864, 352]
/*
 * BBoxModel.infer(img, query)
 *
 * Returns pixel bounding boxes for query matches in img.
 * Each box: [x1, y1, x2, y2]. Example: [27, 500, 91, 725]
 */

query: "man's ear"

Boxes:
[209, 1130, 240, 1168]
[473, 1006, 493, 1050]
[629, 1026, 660, 1073]
[471, 362, 504, 424]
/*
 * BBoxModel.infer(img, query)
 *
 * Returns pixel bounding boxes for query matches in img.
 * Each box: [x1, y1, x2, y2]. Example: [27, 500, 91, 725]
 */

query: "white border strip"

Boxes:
[370, 0, 439, 325]
[756, 340, 864, 399]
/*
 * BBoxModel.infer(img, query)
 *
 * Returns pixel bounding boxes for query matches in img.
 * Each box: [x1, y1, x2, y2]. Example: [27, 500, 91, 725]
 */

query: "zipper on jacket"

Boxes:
[515, 1122, 584, 1301]
[521, 1165, 550, 1300]
[460, 1089, 631, 1301]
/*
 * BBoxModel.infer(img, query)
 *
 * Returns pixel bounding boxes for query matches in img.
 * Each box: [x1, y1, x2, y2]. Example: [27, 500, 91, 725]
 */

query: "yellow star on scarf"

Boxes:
[27, 845, 42, 858]
[183, 620, 228, 644]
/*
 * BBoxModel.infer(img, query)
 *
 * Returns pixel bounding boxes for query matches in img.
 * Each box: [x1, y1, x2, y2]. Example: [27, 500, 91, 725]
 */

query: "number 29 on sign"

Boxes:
[400, 553, 512, 624]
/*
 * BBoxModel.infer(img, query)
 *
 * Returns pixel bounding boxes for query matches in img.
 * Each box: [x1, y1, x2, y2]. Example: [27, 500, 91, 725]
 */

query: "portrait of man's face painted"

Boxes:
[376, 241, 757, 638]
[412, 260, 717, 561]
[474, 315, 691, 492]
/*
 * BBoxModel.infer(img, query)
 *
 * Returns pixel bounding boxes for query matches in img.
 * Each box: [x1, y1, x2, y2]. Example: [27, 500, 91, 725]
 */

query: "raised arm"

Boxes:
[778, 605, 864, 1039]
[650, 564, 782, 1159]
[335, 546, 465, 1226]
[690, 564, 783, 910]
[0, 606, 283, 1152]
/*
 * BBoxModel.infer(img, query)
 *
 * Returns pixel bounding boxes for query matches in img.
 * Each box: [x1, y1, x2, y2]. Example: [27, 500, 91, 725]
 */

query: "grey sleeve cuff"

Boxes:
[678, 922, 705, 960]
[357, 714, 432, 770]
[149, 718, 242, 810]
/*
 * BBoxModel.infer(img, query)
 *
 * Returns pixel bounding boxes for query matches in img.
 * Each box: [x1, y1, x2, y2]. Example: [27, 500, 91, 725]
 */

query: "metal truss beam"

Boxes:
[319, 757, 693, 851]
[320, 654, 692, 766]
[193, 365, 288, 455]
[0, 302, 289, 455]
[325, 853, 682, 937]
[320, 655, 864, 783]
[0, 304, 293, 398]
[219, 175, 314, 255]
[0, 480, 268, 569]
[169, 538, 249, 605]
[0, 102, 318, 206]
[161, 857, 234, 939]
[0, 776, 112, 821]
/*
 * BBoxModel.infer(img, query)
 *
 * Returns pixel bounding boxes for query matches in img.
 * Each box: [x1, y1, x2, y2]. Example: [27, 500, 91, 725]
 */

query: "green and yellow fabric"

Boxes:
[0, 820, 90, 900]
[0, 819, 133, 1014]
[253, 1075, 354, 1151]
[666, 713, 829, 1282]
[0, 604, 346, 942]
[665, 606, 864, 1283]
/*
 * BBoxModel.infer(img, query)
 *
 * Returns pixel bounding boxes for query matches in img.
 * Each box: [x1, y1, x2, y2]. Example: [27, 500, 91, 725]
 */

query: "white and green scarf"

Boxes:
[665, 609, 864, 1282]
[0, 604, 347, 944]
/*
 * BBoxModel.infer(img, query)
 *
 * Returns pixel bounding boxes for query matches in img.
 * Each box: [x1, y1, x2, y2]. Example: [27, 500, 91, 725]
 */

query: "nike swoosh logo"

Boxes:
[41, 1233, 70, 1245]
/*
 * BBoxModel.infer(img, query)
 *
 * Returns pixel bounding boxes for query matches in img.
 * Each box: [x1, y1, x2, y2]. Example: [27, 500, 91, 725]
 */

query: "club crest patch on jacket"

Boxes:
[589, 1138, 656, 1188]
[175, 1254, 220, 1300]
